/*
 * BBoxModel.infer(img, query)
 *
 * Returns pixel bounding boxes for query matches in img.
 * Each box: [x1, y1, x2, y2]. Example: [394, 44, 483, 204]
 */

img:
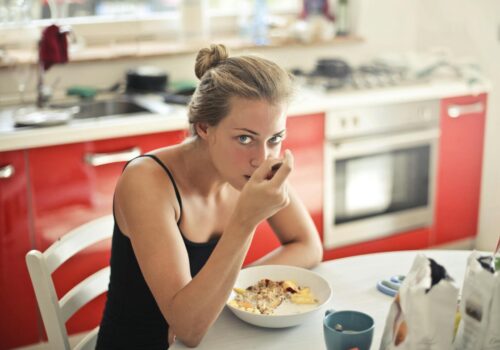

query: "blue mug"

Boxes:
[323, 309, 374, 350]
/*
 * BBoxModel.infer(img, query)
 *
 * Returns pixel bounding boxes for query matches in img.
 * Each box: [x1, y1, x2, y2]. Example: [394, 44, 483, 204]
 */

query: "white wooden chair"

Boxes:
[26, 215, 114, 350]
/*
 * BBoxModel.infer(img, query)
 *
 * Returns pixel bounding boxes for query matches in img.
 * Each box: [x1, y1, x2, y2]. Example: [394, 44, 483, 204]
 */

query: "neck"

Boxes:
[179, 137, 228, 197]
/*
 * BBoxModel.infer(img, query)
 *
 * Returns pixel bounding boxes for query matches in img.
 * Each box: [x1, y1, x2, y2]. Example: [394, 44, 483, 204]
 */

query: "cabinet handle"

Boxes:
[447, 102, 484, 118]
[85, 147, 142, 167]
[0, 164, 15, 179]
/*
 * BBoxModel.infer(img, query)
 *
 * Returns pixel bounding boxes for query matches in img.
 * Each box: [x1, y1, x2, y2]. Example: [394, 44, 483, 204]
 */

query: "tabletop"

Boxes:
[171, 249, 475, 350]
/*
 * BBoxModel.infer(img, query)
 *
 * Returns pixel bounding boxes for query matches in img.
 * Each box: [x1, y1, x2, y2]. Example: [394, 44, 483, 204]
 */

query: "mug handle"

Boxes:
[325, 309, 336, 317]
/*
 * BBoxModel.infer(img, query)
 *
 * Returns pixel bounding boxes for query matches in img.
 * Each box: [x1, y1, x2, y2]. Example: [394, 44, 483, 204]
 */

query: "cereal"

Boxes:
[229, 279, 318, 315]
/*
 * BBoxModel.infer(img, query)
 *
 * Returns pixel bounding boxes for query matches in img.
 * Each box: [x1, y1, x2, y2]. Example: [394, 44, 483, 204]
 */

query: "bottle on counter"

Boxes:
[336, 0, 349, 36]
[251, 0, 269, 45]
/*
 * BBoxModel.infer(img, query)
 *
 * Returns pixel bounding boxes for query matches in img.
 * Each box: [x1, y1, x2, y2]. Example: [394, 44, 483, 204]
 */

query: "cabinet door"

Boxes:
[0, 150, 40, 349]
[28, 130, 185, 339]
[434, 94, 487, 244]
[244, 113, 324, 265]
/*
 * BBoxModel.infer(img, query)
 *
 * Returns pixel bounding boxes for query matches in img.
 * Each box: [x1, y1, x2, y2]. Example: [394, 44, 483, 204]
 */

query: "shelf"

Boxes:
[0, 35, 363, 68]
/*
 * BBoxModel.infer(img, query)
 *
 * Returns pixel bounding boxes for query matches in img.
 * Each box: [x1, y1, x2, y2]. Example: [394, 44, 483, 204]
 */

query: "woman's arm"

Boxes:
[249, 185, 323, 268]
[115, 155, 292, 347]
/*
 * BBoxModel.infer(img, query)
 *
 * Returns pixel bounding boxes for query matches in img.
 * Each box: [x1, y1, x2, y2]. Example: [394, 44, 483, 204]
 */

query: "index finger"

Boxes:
[269, 149, 294, 186]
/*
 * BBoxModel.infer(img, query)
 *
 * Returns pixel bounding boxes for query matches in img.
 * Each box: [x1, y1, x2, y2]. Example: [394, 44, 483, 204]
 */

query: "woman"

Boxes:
[96, 44, 323, 349]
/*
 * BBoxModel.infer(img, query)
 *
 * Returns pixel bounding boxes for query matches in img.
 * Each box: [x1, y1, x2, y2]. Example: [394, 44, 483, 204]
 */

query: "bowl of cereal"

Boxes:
[226, 265, 332, 328]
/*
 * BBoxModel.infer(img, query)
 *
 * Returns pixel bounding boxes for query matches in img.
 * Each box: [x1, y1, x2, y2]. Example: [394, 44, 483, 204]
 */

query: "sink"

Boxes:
[70, 100, 150, 119]
[52, 99, 151, 119]
[7, 98, 156, 130]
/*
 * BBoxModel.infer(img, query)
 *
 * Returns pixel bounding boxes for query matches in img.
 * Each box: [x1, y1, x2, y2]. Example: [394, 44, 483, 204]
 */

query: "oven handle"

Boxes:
[447, 101, 484, 118]
[330, 128, 440, 159]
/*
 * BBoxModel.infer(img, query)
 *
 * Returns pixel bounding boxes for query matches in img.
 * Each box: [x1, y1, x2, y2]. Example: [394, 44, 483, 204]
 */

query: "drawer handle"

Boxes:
[85, 147, 142, 167]
[0, 164, 15, 179]
[447, 102, 484, 118]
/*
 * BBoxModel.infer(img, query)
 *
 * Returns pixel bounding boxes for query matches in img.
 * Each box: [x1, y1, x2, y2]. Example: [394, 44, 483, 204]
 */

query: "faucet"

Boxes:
[36, 61, 52, 108]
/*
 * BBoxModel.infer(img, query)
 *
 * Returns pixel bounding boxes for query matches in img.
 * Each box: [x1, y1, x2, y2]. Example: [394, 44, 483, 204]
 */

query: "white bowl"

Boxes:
[226, 265, 332, 328]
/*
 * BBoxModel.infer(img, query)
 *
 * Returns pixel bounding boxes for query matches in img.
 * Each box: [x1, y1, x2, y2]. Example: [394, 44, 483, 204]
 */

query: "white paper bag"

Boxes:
[380, 254, 459, 350]
[454, 251, 500, 350]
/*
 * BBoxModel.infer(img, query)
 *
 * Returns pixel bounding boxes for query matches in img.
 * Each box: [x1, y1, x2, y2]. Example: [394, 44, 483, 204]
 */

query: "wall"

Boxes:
[416, 0, 500, 250]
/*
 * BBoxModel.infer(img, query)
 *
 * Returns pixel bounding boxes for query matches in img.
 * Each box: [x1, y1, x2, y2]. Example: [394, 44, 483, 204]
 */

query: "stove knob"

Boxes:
[352, 116, 359, 127]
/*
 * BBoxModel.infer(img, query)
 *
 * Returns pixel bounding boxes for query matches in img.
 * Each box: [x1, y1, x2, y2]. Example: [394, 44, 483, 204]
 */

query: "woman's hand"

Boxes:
[233, 149, 294, 231]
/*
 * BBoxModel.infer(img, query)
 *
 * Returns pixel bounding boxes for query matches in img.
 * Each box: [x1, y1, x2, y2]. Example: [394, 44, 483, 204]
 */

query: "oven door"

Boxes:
[323, 128, 440, 249]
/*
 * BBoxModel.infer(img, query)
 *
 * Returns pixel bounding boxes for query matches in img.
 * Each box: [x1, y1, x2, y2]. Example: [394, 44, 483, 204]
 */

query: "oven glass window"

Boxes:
[334, 145, 430, 224]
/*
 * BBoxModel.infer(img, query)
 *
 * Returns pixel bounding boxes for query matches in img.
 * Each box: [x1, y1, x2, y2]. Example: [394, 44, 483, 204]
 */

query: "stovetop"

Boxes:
[292, 60, 428, 92]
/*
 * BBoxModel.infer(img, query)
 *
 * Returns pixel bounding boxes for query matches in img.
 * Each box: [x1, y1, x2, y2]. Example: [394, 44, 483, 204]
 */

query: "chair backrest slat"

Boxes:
[73, 328, 99, 350]
[60, 267, 110, 322]
[45, 216, 114, 273]
[26, 250, 70, 349]
[26, 215, 113, 350]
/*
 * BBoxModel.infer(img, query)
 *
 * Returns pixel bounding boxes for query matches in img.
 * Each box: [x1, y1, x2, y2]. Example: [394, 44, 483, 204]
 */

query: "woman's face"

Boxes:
[204, 97, 287, 190]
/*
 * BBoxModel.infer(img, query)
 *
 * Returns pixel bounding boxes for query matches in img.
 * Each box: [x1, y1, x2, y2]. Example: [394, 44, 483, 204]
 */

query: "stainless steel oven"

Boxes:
[323, 100, 440, 249]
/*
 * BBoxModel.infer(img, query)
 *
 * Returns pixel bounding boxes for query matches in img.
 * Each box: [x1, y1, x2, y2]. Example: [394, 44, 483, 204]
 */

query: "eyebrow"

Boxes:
[234, 128, 286, 137]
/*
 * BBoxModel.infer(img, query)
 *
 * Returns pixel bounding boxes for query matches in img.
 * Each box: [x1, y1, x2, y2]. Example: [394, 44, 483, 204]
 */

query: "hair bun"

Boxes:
[194, 44, 229, 79]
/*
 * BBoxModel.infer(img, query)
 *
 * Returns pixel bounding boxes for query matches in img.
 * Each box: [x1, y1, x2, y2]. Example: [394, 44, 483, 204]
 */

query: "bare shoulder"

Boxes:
[117, 155, 176, 199]
[114, 154, 181, 235]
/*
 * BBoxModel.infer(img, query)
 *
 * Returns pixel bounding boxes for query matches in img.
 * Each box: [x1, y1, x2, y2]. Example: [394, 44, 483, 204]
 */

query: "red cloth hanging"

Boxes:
[300, 0, 335, 21]
[39, 24, 68, 71]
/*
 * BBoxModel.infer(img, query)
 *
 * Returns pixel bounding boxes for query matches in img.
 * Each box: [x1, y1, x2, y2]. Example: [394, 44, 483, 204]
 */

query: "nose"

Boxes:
[250, 144, 269, 168]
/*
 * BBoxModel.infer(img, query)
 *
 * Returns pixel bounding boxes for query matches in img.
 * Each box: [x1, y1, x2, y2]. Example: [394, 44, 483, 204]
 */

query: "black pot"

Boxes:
[126, 66, 168, 93]
[314, 59, 352, 79]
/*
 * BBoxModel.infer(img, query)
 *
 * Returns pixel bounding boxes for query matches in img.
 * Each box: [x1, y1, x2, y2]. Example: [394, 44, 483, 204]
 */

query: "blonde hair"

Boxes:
[188, 44, 294, 136]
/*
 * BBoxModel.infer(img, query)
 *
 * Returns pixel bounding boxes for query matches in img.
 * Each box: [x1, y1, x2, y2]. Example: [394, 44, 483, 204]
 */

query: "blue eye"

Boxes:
[268, 135, 284, 145]
[238, 135, 252, 145]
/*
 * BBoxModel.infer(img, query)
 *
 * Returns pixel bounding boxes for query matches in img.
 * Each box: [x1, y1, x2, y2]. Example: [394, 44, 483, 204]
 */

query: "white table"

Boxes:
[171, 250, 473, 350]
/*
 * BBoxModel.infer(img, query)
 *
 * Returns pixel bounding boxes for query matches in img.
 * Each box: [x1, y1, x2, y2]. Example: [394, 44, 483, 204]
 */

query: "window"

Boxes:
[0, 0, 303, 62]
[1, 0, 301, 23]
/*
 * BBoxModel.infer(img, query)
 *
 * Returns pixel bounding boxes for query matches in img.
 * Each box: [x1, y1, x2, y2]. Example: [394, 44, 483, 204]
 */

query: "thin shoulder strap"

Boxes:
[128, 154, 183, 225]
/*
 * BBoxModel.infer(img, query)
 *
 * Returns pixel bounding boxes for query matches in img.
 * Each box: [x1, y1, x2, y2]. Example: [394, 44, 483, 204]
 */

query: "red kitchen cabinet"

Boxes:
[0, 150, 40, 349]
[244, 113, 325, 265]
[2, 130, 185, 349]
[433, 94, 487, 245]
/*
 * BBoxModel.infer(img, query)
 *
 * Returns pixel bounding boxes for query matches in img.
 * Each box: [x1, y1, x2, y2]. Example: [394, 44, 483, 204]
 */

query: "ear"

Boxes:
[195, 122, 210, 140]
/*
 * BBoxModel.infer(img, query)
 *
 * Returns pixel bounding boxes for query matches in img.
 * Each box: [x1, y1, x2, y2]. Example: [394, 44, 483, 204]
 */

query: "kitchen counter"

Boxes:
[0, 79, 490, 152]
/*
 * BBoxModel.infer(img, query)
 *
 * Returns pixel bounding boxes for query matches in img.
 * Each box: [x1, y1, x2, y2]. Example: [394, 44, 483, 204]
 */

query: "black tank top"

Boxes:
[96, 154, 220, 349]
